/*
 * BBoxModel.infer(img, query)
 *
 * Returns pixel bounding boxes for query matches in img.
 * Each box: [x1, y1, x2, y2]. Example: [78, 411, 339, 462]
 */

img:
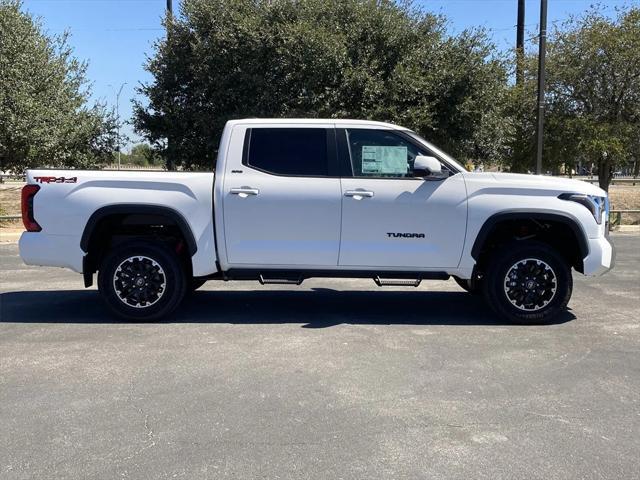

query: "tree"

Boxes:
[0, 0, 117, 173]
[543, 7, 640, 190]
[117, 143, 163, 167]
[134, 0, 509, 171]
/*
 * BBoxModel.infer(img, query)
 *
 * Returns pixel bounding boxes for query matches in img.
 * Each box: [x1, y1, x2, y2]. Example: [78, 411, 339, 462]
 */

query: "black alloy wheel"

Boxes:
[98, 241, 186, 321]
[483, 241, 572, 324]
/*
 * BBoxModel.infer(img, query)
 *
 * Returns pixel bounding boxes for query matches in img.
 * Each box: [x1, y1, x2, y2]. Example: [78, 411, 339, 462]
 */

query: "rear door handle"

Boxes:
[230, 187, 259, 197]
[344, 190, 374, 199]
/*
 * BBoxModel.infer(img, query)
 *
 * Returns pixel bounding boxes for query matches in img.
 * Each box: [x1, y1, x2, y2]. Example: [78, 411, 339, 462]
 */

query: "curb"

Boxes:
[614, 225, 640, 233]
[0, 231, 22, 243]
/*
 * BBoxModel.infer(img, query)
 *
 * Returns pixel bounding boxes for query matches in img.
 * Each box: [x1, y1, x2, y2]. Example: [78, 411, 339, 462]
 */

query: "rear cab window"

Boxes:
[243, 128, 330, 176]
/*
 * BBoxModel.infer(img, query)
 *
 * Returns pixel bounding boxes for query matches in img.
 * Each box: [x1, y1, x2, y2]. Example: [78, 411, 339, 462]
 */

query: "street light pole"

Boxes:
[535, 0, 548, 175]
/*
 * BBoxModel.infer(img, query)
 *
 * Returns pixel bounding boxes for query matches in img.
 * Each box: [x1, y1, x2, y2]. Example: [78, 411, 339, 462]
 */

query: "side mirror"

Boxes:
[413, 155, 442, 177]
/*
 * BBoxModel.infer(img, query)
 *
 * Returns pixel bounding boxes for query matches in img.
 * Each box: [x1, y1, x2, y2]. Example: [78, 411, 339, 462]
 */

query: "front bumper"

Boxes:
[582, 235, 615, 276]
[19, 232, 84, 273]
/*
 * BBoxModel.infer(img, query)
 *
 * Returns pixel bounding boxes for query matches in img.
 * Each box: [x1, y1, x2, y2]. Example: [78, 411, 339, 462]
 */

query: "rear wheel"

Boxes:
[98, 241, 187, 321]
[482, 241, 572, 324]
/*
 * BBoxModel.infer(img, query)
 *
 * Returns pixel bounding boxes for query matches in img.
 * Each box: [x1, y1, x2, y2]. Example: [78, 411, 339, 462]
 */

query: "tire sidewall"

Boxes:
[483, 242, 572, 324]
[98, 241, 186, 321]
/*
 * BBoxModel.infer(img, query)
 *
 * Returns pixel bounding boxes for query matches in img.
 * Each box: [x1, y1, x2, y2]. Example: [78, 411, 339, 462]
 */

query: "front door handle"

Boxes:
[230, 187, 259, 197]
[344, 190, 374, 199]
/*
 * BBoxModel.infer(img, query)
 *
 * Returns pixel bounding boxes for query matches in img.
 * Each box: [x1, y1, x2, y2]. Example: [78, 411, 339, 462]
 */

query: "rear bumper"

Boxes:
[19, 232, 84, 273]
[582, 235, 614, 276]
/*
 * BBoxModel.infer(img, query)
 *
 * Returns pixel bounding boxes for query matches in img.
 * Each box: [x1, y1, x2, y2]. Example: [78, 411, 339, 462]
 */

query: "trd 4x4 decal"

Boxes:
[33, 176, 78, 184]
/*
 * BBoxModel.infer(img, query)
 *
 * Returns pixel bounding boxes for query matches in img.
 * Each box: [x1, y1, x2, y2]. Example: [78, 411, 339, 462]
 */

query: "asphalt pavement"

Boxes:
[1, 234, 639, 479]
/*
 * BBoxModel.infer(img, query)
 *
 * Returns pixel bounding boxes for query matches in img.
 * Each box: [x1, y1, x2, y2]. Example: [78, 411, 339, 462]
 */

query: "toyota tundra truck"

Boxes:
[19, 119, 614, 323]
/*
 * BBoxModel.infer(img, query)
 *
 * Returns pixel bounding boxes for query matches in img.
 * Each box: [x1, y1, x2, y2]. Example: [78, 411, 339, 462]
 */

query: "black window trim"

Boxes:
[241, 127, 340, 179]
[336, 128, 458, 180]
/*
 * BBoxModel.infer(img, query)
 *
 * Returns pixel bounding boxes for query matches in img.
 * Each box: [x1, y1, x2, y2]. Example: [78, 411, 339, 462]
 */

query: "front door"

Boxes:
[222, 125, 342, 267]
[338, 128, 468, 269]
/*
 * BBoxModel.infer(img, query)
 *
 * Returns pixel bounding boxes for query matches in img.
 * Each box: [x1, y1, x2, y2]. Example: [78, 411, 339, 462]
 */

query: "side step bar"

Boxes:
[219, 268, 449, 283]
[374, 276, 421, 287]
[258, 274, 304, 286]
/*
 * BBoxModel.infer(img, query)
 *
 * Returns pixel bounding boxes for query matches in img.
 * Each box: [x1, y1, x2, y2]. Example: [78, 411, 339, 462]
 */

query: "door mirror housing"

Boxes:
[413, 155, 442, 177]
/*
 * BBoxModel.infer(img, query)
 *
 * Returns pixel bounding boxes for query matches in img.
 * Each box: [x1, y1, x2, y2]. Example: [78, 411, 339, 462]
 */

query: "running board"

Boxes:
[220, 268, 449, 283]
[258, 274, 304, 286]
[374, 276, 422, 287]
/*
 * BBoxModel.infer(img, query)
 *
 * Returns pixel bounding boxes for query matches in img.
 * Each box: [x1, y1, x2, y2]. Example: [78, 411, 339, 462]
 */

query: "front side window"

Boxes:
[245, 128, 328, 176]
[346, 129, 428, 178]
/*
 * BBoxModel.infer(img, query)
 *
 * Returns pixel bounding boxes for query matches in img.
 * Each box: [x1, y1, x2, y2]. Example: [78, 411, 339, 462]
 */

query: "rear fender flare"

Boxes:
[80, 204, 198, 256]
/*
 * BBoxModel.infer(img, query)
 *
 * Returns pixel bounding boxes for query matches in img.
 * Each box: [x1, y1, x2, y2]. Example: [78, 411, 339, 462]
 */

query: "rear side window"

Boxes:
[245, 128, 328, 176]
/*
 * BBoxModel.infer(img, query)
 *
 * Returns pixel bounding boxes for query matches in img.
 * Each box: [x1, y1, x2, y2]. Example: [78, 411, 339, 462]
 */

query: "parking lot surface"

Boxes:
[1, 234, 639, 479]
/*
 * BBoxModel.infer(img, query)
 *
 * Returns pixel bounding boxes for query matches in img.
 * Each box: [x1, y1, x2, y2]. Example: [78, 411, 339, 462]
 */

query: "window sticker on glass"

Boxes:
[361, 146, 408, 175]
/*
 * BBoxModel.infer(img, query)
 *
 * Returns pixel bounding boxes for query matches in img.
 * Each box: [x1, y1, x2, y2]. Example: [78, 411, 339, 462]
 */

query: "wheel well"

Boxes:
[472, 215, 587, 274]
[81, 207, 196, 281]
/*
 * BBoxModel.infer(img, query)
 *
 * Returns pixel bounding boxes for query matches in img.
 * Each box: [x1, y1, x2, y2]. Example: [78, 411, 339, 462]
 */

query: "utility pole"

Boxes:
[109, 82, 127, 170]
[516, 0, 525, 85]
[166, 0, 174, 171]
[535, 0, 548, 175]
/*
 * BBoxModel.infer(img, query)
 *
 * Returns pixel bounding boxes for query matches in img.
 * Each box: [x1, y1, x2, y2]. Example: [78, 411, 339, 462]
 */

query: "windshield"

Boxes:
[404, 131, 467, 173]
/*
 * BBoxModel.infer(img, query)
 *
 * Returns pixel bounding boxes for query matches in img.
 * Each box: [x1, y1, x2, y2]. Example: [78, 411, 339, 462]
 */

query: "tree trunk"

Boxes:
[597, 159, 613, 192]
[165, 135, 176, 171]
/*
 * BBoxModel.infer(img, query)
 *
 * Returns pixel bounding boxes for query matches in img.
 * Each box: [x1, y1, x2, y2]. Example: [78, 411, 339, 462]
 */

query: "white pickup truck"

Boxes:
[19, 119, 614, 323]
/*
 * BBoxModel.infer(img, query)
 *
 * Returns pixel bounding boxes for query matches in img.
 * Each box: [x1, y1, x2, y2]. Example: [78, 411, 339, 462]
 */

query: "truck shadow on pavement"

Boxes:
[0, 288, 576, 326]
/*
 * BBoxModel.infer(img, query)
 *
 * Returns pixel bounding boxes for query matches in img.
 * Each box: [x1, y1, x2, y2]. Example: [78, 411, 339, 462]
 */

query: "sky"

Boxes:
[21, 0, 639, 148]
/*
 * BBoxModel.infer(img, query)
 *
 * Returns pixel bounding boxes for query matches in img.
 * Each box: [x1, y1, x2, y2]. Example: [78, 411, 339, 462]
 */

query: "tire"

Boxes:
[482, 241, 572, 324]
[453, 276, 480, 294]
[98, 240, 187, 321]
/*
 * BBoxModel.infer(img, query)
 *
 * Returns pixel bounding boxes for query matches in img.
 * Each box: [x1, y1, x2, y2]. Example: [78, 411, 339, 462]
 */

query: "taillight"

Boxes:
[21, 184, 41, 232]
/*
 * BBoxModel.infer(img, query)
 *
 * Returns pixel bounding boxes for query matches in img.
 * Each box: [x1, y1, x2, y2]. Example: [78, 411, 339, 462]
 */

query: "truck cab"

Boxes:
[216, 119, 467, 271]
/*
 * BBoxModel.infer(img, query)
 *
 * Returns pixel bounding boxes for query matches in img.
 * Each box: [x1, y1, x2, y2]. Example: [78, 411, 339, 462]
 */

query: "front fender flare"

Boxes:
[470, 211, 589, 261]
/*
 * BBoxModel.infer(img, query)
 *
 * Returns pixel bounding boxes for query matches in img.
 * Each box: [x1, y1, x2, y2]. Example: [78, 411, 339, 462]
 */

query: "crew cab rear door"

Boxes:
[221, 124, 342, 267]
[337, 128, 467, 269]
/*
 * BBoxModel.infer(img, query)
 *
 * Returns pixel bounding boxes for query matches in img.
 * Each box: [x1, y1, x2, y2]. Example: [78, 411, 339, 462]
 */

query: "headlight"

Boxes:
[559, 193, 607, 224]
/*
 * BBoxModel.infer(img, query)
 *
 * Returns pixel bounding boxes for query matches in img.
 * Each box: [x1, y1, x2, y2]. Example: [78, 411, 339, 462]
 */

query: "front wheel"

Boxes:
[98, 241, 187, 321]
[482, 241, 572, 324]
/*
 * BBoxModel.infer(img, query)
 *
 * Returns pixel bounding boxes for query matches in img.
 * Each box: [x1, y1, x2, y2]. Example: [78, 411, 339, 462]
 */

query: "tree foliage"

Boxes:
[117, 143, 163, 167]
[507, 7, 640, 190]
[134, 0, 509, 171]
[0, 0, 117, 172]
[546, 7, 640, 190]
